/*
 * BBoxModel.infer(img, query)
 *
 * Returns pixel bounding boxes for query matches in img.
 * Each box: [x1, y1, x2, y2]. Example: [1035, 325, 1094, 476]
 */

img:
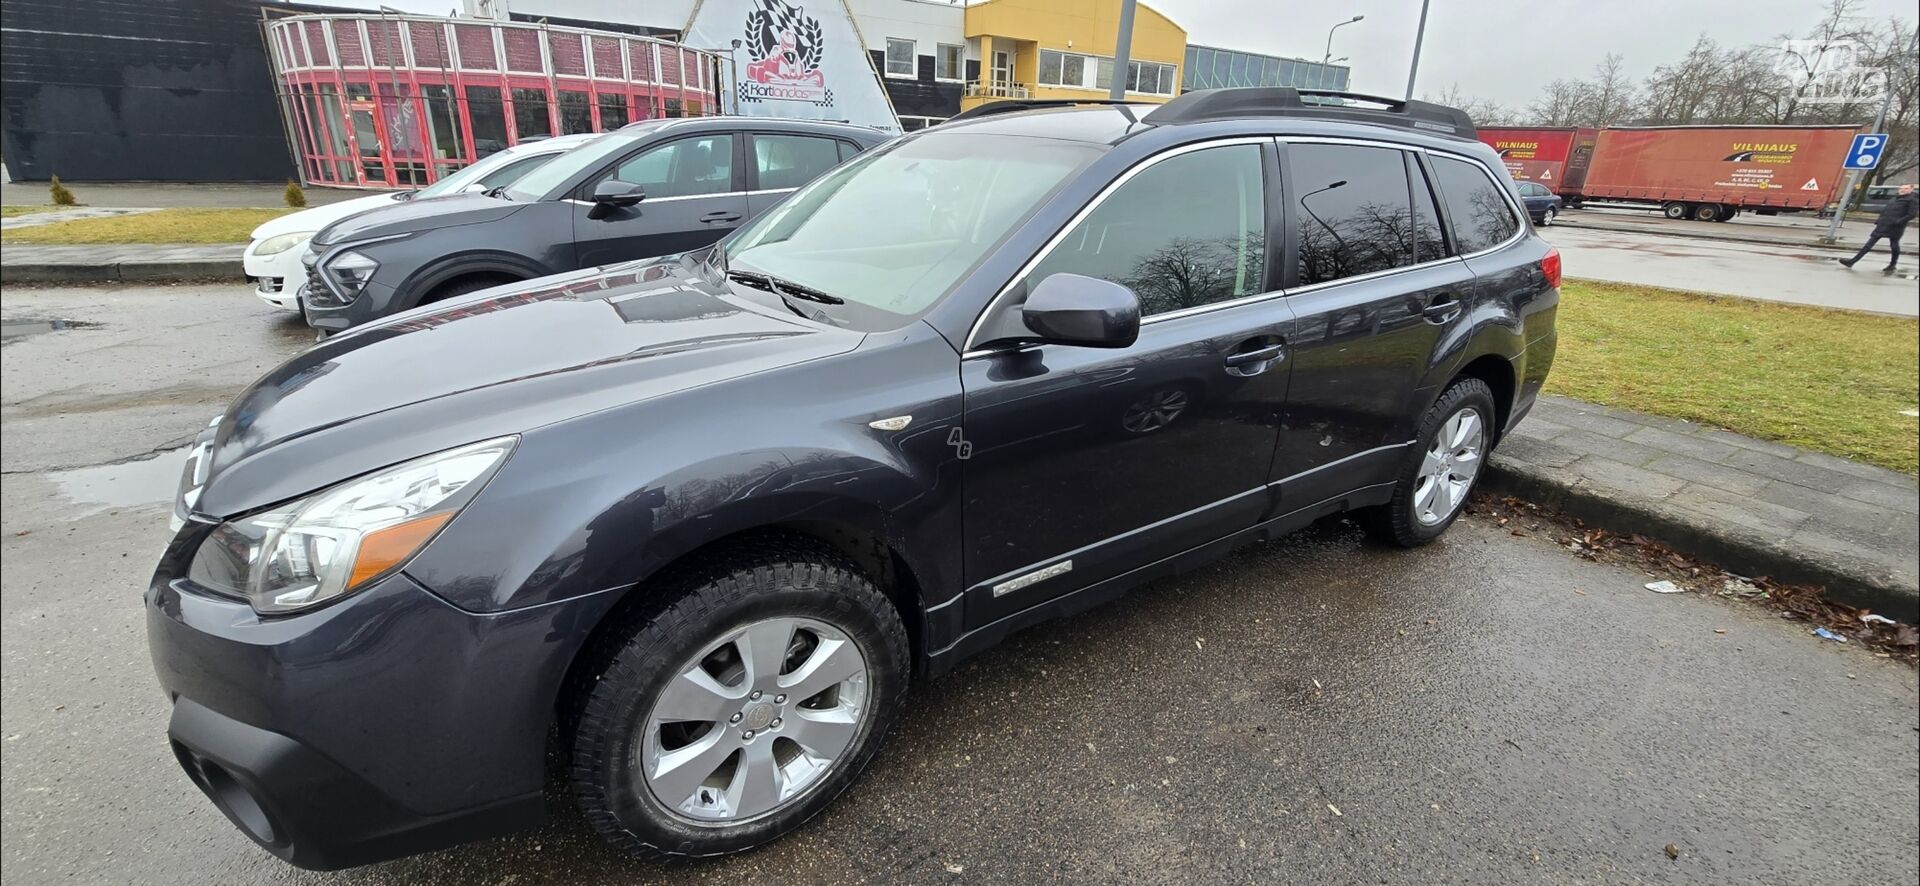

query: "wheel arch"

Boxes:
[394, 251, 550, 311]
[1451, 352, 1519, 443]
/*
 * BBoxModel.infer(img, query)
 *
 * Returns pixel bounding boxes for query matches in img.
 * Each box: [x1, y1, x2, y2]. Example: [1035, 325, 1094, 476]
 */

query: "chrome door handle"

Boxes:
[1224, 343, 1285, 370]
[701, 211, 742, 224]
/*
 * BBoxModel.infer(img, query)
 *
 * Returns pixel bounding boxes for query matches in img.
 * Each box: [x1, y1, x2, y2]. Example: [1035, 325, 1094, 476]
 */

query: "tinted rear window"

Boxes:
[1290, 143, 1418, 286]
[1431, 155, 1519, 254]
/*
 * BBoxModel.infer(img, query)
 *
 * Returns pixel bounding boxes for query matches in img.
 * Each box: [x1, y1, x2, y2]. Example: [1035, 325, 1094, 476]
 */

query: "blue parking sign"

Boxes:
[1845, 133, 1887, 170]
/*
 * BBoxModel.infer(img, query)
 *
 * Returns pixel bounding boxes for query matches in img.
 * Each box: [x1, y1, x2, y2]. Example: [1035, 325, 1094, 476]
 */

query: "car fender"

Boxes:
[393, 250, 557, 311]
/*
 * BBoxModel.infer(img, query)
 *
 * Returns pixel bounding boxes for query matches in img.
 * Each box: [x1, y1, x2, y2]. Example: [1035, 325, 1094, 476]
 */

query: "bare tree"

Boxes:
[1527, 78, 1591, 126]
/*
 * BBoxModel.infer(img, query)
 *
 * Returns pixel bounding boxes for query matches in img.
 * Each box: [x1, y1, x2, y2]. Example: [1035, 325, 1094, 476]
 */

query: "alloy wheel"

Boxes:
[1412, 406, 1484, 526]
[638, 617, 869, 825]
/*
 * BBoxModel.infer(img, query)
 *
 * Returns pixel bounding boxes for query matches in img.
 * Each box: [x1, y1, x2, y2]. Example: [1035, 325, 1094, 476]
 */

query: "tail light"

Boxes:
[1541, 247, 1562, 289]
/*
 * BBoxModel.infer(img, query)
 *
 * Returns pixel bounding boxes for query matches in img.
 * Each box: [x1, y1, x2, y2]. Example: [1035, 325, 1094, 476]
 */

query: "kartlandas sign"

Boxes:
[684, 0, 900, 132]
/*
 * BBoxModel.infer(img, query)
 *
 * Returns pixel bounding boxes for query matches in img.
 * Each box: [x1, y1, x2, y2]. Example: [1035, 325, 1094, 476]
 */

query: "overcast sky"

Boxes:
[1160, 0, 1916, 107]
[333, 0, 1913, 109]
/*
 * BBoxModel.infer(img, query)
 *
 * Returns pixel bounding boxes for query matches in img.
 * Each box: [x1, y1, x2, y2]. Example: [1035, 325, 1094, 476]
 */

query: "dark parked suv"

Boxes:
[150, 88, 1558, 869]
[299, 117, 889, 333]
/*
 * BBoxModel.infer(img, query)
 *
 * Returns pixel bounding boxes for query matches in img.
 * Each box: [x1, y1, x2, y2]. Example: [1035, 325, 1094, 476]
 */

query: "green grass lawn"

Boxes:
[1, 208, 289, 244]
[1, 205, 62, 218]
[1549, 279, 1920, 474]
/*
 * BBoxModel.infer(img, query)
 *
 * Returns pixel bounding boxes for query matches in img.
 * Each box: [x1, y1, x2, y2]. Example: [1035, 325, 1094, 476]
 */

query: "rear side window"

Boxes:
[1025, 143, 1267, 316]
[1431, 155, 1519, 254]
[1289, 143, 1417, 286]
[753, 134, 843, 191]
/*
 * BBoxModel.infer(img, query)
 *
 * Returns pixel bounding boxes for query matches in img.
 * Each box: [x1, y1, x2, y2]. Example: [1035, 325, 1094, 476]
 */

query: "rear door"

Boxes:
[745, 132, 855, 218]
[1267, 140, 1476, 510]
[570, 132, 747, 268]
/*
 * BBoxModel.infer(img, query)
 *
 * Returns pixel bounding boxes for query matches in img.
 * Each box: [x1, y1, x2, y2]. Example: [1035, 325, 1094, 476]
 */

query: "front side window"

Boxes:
[1290, 143, 1419, 286]
[1431, 155, 1520, 254]
[885, 38, 915, 76]
[726, 134, 1099, 321]
[596, 134, 735, 199]
[935, 43, 964, 81]
[753, 134, 841, 191]
[1023, 143, 1266, 317]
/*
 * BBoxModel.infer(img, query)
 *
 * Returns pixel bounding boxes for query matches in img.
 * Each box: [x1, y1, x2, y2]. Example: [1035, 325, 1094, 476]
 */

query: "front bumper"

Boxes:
[147, 526, 623, 869]
[244, 243, 305, 311]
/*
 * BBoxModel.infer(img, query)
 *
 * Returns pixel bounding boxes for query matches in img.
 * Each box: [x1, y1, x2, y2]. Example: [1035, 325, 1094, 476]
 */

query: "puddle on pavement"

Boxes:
[46, 447, 188, 517]
[2, 318, 99, 342]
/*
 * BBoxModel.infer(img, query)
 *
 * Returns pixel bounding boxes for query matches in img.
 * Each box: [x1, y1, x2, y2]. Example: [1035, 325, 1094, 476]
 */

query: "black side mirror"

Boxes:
[587, 181, 645, 219]
[1021, 273, 1140, 349]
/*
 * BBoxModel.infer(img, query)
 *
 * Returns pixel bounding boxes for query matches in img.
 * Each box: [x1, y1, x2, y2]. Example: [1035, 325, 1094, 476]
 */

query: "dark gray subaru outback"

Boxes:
[150, 88, 1558, 869]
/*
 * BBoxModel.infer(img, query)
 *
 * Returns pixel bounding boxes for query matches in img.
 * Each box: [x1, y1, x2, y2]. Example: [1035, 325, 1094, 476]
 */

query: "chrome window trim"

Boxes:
[962, 136, 1275, 354]
[563, 190, 748, 206]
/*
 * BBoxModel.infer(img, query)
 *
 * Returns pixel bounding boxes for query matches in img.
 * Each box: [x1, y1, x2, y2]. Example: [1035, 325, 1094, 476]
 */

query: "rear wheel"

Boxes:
[1361, 378, 1496, 547]
[1695, 202, 1725, 222]
[1538, 207, 1557, 226]
[1662, 201, 1691, 220]
[568, 536, 910, 859]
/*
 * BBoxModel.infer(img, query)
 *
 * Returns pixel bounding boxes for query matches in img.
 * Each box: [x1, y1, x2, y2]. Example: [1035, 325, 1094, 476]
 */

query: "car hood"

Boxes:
[251, 193, 403, 241]
[193, 258, 865, 516]
[313, 192, 525, 247]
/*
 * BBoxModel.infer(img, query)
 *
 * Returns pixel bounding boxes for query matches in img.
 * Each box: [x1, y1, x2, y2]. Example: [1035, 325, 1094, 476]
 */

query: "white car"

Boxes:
[244, 134, 600, 310]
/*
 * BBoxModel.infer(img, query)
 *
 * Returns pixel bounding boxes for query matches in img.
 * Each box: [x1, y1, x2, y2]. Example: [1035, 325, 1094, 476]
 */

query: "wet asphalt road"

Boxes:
[3, 285, 1917, 885]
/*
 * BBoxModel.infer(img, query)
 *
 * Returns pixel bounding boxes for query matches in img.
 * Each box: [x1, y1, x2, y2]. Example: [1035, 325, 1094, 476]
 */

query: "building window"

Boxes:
[898, 115, 948, 131]
[1039, 49, 1175, 95]
[934, 43, 964, 81]
[885, 38, 915, 77]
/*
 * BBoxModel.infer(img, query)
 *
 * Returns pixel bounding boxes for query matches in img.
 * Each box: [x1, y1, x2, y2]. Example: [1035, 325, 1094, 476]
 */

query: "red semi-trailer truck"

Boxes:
[1478, 124, 1859, 222]
[1480, 126, 1598, 193]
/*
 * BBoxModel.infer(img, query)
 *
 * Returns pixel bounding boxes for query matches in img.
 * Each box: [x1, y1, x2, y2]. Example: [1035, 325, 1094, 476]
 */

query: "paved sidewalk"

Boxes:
[1557, 211, 1917, 254]
[0, 244, 243, 284]
[1489, 395, 1919, 618]
[1, 180, 380, 209]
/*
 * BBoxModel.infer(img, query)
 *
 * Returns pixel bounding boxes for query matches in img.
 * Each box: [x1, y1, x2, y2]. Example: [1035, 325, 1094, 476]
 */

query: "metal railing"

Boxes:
[965, 80, 1031, 100]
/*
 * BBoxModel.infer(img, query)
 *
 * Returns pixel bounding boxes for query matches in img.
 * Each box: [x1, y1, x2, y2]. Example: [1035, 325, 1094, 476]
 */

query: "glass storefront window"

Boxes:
[466, 85, 509, 156]
[513, 87, 552, 140]
[422, 84, 465, 178]
[559, 90, 592, 134]
[598, 93, 629, 129]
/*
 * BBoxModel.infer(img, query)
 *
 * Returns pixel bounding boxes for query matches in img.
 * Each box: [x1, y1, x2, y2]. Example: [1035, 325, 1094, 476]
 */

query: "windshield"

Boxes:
[416, 147, 550, 198]
[723, 133, 1099, 318]
[503, 132, 643, 201]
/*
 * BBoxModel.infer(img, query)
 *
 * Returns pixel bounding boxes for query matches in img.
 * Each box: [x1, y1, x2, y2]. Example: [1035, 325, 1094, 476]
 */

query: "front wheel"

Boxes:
[1361, 379, 1496, 547]
[568, 537, 910, 859]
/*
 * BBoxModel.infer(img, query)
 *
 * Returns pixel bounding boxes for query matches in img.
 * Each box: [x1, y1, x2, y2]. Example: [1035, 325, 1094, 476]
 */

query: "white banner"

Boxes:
[684, 0, 900, 133]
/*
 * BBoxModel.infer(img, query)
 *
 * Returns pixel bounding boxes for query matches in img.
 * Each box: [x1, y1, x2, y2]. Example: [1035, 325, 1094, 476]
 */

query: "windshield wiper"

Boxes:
[726, 269, 844, 306]
[726, 270, 809, 319]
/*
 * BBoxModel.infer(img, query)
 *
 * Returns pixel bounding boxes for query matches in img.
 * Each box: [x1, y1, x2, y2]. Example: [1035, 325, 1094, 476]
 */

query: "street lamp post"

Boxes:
[1405, 0, 1431, 99]
[1324, 15, 1364, 67]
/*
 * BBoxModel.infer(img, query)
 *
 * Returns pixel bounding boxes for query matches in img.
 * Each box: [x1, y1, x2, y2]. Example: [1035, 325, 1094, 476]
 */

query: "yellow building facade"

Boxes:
[961, 0, 1188, 111]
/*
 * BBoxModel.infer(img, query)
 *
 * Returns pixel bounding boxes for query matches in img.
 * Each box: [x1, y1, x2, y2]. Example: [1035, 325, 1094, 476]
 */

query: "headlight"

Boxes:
[187, 437, 516, 614]
[322, 250, 380, 300]
[253, 231, 317, 257]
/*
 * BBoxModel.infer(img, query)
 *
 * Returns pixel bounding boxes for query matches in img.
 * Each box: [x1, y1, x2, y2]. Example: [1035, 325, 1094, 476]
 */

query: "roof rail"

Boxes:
[1143, 87, 1476, 138]
[945, 98, 1139, 125]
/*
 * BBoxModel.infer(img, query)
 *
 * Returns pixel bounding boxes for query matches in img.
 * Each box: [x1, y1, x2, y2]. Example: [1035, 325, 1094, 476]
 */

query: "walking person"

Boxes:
[1836, 182, 1917, 276]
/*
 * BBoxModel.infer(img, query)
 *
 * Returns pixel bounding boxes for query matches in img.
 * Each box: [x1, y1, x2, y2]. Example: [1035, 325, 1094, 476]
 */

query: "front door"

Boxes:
[572, 132, 747, 268]
[992, 51, 1013, 94]
[960, 141, 1288, 629]
[1268, 141, 1473, 509]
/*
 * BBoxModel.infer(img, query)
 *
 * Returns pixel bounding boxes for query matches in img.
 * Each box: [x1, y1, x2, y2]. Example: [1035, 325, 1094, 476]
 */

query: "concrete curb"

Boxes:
[1554, 217, 1870, 253]
[0, 259, 243, 285]
[1483, 455, 1919, 622]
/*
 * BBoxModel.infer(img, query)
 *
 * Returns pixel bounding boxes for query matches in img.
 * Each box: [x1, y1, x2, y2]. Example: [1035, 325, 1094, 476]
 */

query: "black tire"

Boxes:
[1662, 201, 1690, 220]
[567, 534, 910, 860]
[1695, 202, 1724, 222]
[1361, 378, 1498, 548]
[1538, 207, 1556, 227]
